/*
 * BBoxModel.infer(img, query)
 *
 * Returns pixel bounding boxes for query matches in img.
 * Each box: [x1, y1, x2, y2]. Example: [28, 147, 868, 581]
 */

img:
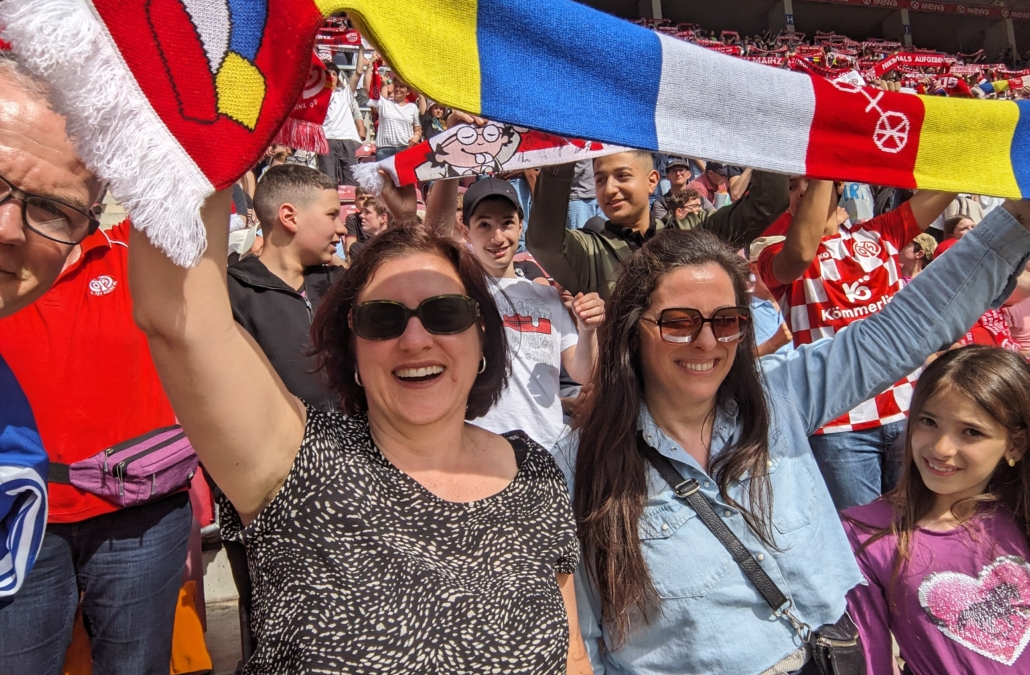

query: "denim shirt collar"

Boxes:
[637, 399, 740, 476]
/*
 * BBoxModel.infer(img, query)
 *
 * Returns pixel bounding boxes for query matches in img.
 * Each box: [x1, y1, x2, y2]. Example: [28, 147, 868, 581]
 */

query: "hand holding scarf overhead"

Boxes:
[2, 0, 1029, 267]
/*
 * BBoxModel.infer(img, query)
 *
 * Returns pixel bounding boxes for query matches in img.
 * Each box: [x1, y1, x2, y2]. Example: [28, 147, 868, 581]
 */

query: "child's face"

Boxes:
[465, 199, 521, 277]
[293, 189, 344, 266]
[911, 386, 1020, 504]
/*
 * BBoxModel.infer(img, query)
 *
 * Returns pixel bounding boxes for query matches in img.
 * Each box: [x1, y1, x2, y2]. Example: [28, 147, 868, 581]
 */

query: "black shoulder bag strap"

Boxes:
[635, 433, 797, 625]
[637, 433, 866, 675]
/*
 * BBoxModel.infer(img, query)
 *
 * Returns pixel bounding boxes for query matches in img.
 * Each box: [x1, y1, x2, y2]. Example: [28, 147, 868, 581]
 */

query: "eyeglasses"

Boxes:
[455, 124, 501, 146]
[641, 306, 751, 344]
[352, 294, 480, 341]
[0, 174, 99, 246]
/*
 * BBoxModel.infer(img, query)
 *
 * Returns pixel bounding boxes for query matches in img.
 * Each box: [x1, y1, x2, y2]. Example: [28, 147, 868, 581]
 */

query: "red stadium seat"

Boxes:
[338, 185, 356, 203]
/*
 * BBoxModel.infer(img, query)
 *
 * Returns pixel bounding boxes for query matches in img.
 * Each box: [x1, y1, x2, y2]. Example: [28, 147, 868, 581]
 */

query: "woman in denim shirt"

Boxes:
[554, 201, 1030, 674]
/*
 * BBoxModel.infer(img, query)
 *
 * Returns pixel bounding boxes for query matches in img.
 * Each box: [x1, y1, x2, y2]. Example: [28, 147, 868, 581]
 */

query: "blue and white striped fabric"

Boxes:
[0, 355, 48, 599]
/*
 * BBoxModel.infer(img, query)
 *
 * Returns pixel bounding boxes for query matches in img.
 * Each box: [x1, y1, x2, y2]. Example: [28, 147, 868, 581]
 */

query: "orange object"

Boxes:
[170, 580, 213, 675]
[61, 581, 212, 675]
[62, 605, 91, 675]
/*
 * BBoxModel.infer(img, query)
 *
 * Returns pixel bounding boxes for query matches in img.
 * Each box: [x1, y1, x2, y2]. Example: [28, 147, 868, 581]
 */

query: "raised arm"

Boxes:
[767, 202, 1030, 434]
[128, 191, 306, 522]
[697, 169, 789, 249]
[769, 179, 834, 286]
[908, 189, 959, 230]
[348, 49, 366, 93]
[348, 95, 366, 141]
[525, 163, 591, 295]
[424, 177, 459, 238]
[727, 167, 752, 202]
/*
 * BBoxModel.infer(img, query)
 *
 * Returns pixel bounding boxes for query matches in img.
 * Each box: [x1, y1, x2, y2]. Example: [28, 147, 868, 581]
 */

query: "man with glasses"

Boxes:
[662, 188, 707, 227]
[0, 54, 191, 674]
[0, 53, 101, 610]
[651, 157, 701, 220]
[0, 59, 101, 318]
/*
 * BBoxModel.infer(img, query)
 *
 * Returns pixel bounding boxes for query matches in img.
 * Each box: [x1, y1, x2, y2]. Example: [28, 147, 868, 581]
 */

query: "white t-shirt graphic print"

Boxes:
[475, 277, 578, 450]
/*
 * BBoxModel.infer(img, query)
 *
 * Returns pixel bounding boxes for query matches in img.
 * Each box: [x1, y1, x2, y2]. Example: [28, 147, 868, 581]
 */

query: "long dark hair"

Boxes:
[310, 223, 509, 420]
[573, 228, 771, 647]
[847, 346, 1030, 595]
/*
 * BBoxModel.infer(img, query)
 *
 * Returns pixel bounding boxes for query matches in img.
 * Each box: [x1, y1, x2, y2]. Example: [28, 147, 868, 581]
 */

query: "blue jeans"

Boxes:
[566, 198, 600, 230]
[508, 176, 533, 253]
[808, 422, 905, 510]
[375, 145, 405, 161]
[0, 493, 191, 675]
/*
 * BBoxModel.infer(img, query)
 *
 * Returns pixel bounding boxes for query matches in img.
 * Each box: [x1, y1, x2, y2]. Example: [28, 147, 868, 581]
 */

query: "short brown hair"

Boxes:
[254, 164, 336, 227]
[666, 188, 702, 211]
[362, 198, 388, 217]
[310, 223, 509, 419]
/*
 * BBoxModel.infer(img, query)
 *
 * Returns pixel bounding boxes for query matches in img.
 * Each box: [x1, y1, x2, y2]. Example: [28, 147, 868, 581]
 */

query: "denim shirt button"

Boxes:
[723, 510, 733, 518]
[767, 460, 774, 467]
[661, 523, 669, 531]
[757, 553, 765, 562]
[703, 481, 711, 488]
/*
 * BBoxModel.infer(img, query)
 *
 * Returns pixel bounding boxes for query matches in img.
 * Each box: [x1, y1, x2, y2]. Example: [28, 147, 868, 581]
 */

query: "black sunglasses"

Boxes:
[641, 306, 751, 344]
[352, 294, 480, 341]
[0, 174, 100, 246]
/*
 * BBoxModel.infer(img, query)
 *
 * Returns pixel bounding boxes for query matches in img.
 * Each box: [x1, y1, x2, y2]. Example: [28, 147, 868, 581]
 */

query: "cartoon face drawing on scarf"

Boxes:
[427, 123, 521, 176]
[147, 0, 269, 130]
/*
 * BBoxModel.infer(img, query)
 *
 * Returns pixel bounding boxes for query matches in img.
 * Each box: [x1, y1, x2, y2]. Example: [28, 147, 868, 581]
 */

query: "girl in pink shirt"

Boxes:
[842, 346, 1030, 674]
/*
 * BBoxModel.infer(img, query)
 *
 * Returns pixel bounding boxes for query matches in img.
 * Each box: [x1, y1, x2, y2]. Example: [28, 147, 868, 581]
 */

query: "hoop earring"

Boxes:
[1009, 457, 1017, 467]
[354, 370, 363, 387]
[478, 356, 487, 374]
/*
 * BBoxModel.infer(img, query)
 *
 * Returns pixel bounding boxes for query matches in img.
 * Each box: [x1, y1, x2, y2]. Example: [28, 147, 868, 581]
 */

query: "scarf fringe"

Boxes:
[272, 118, 330, 155]
[352, 161, 386, 195]
[0, 0, 213, 267]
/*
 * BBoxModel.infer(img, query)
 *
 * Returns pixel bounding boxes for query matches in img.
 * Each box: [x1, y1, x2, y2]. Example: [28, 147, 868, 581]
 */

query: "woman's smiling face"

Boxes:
[639, 263, 740, 412]
[353, 252, 483, 429]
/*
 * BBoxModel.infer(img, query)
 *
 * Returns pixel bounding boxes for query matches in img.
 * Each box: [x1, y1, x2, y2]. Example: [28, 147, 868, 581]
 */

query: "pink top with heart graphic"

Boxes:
[842, 499, 1030, 674]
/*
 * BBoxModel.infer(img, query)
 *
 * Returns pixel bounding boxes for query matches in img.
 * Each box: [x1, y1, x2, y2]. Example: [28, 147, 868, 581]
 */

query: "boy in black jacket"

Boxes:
[227, 164, 344, 413]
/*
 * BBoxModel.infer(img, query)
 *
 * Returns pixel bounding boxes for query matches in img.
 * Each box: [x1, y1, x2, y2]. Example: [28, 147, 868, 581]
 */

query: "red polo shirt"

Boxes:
[0, 220, 176, 523]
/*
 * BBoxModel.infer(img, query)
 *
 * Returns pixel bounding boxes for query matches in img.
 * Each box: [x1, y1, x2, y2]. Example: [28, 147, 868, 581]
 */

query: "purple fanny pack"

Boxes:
[48, 426, 198, 508]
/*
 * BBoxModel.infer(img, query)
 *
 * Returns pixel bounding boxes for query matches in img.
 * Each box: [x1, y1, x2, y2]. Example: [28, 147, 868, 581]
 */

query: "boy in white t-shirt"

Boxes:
[459, 177, 603, 449]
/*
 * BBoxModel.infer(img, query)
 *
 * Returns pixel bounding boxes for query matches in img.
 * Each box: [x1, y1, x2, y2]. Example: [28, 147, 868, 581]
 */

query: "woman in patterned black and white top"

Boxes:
[129, 187, 591, 674]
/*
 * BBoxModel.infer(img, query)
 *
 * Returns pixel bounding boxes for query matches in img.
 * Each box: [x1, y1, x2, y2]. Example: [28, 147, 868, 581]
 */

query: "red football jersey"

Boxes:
[757, 203, 921, 434]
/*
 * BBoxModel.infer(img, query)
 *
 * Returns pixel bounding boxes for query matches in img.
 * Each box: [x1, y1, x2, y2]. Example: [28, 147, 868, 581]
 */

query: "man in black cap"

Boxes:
[687, 161, 731, 205]
[458, 177, 603, 450]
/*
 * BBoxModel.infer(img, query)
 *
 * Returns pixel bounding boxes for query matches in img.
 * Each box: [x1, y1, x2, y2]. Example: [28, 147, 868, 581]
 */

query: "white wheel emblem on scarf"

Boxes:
[831, 80, 910, 154]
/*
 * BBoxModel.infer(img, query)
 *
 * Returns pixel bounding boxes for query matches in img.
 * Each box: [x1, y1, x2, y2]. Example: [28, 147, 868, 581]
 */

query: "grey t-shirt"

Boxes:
[569, 159, 595, 201]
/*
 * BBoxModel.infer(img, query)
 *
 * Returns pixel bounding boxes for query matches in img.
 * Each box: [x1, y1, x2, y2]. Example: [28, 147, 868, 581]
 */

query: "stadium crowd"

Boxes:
[4, 12, 1030, 675]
